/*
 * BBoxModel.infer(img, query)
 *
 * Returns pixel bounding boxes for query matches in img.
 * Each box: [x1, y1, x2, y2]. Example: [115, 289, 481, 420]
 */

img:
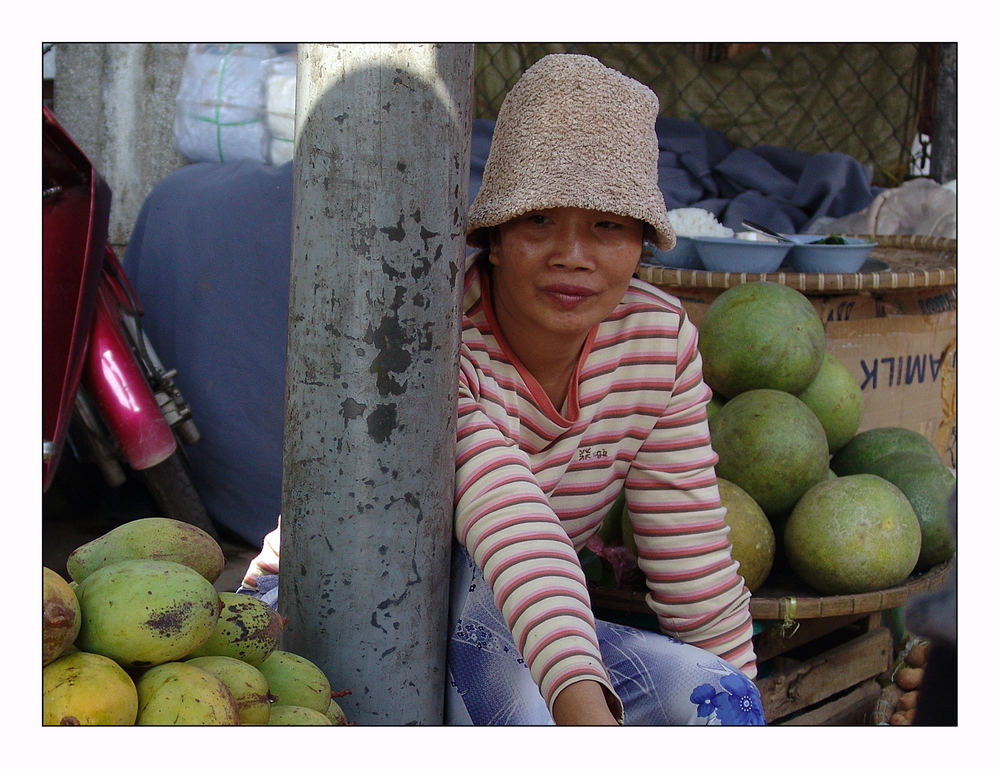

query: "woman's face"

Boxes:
[488, 206, 644, 353]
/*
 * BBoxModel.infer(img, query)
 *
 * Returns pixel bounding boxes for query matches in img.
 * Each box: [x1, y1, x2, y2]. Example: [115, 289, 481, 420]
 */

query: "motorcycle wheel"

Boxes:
[139, 450, 220, 541]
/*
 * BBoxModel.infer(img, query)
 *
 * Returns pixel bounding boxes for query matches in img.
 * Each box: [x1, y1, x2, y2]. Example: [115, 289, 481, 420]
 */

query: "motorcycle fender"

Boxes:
[83, 284, 176, 470]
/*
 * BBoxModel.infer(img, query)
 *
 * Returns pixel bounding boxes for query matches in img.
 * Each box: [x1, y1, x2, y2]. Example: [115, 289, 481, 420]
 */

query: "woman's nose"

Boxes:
[551, 227, 593, 270]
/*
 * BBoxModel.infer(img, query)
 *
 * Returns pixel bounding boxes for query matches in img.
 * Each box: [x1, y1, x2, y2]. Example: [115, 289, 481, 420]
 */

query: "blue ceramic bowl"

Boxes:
[693, 236, 793, 273]
[783, 235, 877, 274]
[648, 236, 702, 269]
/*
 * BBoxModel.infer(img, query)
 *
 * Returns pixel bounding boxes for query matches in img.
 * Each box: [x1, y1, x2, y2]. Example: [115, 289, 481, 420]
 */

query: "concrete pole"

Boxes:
[280, 44, 473, 725]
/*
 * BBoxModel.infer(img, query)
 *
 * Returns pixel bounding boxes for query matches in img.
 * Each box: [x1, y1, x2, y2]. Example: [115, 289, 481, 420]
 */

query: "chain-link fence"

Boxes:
[475, 43, 944, 187]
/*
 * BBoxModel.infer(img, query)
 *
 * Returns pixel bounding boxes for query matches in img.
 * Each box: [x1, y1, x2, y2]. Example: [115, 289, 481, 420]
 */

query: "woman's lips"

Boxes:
[542, 284, 596, 308]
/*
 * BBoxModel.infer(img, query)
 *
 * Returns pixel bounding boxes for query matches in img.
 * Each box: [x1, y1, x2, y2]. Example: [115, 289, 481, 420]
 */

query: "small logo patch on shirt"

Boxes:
[578, 447, 609, 461]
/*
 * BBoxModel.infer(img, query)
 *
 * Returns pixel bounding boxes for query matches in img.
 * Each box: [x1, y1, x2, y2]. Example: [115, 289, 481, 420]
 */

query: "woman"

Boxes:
[244, 53, 763, 726]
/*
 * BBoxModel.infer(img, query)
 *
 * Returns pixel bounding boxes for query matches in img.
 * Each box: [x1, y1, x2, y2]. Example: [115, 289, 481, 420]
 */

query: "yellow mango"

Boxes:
[43, 567, 81, 666]
[43, 651, 138, 725]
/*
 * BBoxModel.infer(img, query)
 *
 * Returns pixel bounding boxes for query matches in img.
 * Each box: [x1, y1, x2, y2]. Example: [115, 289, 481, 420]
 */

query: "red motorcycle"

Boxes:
[42, 105, 217, 539]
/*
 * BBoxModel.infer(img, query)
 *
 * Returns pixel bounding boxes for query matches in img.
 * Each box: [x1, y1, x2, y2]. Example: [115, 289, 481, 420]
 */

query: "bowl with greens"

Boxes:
[783, 234, 877, 273]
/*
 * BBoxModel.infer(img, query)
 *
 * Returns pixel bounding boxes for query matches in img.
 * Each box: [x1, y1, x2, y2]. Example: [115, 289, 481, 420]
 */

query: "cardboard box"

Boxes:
[824, 309, 956, 469]
[666, 286, 957, 469]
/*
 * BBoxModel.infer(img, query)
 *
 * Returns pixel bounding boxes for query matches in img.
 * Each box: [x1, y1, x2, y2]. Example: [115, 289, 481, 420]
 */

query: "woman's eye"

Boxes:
[596, 220, 622, 229]
[528, 214, 549, 225]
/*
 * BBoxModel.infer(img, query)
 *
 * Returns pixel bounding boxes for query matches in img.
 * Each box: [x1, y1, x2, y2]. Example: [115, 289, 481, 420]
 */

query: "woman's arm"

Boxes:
[241, 519, 281, 589]
[455, 356, 624, 721]
[625, 311, 757, 677]
[552, 680, 621, 725]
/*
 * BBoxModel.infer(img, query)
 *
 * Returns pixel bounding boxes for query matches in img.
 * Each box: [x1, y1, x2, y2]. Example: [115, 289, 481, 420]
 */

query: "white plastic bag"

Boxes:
[173, 43, 277, 163]
[263, 53, 297, 165]
[810, 178, 957, 239]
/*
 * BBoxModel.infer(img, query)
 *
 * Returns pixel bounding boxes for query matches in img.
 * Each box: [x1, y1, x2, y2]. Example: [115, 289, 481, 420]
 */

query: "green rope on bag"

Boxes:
[779, 596, 799, 638]
[213, 44, 235, 162]
[190, 43, 266, 163]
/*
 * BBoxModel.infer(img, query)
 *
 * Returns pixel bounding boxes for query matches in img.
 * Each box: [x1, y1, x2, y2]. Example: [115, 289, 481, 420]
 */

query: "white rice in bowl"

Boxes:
[667, 208, 734, 239]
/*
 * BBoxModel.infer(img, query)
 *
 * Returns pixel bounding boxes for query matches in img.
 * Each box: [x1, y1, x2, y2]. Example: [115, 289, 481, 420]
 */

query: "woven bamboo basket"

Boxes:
[589, 557, 954, 623]
[638, 234, 956, 294]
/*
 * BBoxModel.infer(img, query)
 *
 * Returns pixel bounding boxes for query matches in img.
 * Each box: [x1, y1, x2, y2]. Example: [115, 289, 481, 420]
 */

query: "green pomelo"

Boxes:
[186, 655, 272, 725]
[784, 474, 921, 595]
[43, 651, 138, 725]
[797, 352, 865, 453]
[831, 427, 940, 477]
[698, 282, 826, 398]
[718, 478, 775, 593]
[184, 591, 283, 666]
[66, 517, 224, 585]
[135, 661, 239, 725]
[257, 650, 332, 713]
[267, 704, 333, 725]
[710, 389, 831, 518]
[866, 451, 956, 571]
[74, 559, 221, 669]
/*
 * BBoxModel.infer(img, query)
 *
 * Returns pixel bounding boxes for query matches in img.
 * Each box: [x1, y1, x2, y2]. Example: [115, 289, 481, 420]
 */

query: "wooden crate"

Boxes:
[756, 618, 892, 723]
[779, 679, 884, 726]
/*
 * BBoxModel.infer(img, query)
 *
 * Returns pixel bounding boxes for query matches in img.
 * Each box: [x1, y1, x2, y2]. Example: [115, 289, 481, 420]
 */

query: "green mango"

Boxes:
[67, 517, 225, 584]
[184, 592, 284, 666]
[43, 652, 138, 725]
[136, 661, 239, 725]
[257, 650, 332, 713]
[75, 559, 221, 669]
[186, 655, 272, 725]
[267, 705, 333, 725]
[325, 697, 349, 725]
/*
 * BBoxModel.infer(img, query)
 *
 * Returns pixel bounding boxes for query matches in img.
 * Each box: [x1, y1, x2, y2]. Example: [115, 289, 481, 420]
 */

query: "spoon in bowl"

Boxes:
[741, 219, 795, 243]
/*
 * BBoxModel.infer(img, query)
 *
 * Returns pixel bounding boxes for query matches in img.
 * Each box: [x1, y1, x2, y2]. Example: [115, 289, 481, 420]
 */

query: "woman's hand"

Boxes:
[551, 680, 620, 725]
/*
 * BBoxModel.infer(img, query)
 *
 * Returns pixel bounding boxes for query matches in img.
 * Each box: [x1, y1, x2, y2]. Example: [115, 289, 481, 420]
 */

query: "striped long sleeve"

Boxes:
[455, 363, 618, 716]
[620, 285, 756, 673]
[455, 260, 756, 718]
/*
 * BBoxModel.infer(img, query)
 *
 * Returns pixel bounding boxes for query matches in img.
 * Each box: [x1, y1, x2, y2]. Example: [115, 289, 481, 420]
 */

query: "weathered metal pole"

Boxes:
[930, 42, 957, 184]
[280, 43, 473, 724]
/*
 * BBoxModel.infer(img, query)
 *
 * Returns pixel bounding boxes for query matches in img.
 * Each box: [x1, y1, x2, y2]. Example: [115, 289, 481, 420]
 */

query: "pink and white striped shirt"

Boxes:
[456, 256, 756, 715]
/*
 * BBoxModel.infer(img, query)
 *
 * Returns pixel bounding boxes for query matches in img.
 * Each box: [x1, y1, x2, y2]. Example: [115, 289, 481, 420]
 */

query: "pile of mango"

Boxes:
[42, 517, 350, 726]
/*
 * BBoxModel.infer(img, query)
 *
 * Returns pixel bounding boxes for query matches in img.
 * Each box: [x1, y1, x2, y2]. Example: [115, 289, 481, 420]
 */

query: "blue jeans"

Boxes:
[445, 545, 765, 726]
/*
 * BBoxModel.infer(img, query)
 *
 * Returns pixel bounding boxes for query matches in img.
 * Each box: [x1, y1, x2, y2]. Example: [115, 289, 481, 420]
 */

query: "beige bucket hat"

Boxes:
[466, 53, 675, 251]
